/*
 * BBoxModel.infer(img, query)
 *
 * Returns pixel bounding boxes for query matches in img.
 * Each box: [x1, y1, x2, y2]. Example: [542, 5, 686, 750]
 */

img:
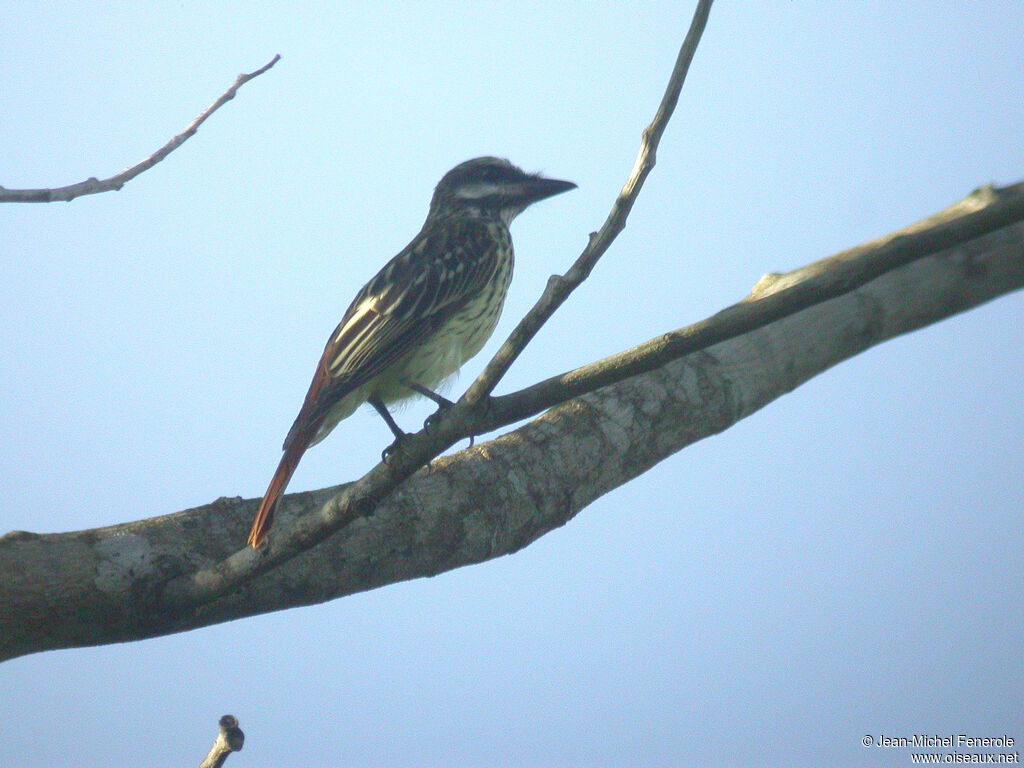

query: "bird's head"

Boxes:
[429, 157, 576, 226]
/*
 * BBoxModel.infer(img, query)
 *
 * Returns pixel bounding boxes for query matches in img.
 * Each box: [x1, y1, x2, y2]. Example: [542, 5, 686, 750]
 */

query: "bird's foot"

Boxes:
[370, 395, 411, 464]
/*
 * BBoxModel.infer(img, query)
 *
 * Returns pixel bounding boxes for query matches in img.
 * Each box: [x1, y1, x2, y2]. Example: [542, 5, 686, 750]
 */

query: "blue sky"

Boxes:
[2, 3, 1022, 766]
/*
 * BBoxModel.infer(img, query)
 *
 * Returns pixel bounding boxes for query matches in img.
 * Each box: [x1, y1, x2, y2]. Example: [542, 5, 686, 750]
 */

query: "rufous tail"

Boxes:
[247, 440, 308, 548]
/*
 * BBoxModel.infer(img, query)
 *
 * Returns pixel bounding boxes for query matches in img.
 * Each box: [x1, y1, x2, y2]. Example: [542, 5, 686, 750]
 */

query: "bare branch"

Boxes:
[478, 182, 1024, 430]
[462, 0, 714, 406]
[198, 715, 245, 768]
[2, 177, 1020, 660]
[0, 55, 280, 204]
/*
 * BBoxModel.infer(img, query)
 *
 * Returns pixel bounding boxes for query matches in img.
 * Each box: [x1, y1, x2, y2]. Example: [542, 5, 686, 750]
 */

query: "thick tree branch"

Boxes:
[1, 181, 1021, 661]
[0, 55, 279, 203]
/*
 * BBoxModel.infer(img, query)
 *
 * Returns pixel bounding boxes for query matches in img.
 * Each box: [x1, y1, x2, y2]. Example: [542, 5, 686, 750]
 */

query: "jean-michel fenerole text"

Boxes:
[874, 735, 1015, 749]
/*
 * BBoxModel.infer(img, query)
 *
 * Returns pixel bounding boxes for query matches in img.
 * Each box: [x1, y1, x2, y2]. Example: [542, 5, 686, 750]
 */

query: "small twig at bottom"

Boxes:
[199, 714, 245, 768]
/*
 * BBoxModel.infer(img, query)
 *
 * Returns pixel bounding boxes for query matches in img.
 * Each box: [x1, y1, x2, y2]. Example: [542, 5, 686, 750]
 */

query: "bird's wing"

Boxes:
[284, 223, 504, 448]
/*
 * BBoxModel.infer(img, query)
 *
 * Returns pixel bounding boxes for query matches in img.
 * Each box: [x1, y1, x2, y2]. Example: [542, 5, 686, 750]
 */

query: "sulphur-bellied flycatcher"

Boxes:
[247, 157, 575, 547]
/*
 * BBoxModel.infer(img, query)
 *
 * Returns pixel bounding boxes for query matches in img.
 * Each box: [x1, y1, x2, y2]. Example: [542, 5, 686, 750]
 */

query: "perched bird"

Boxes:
[247, 157, 575, 548]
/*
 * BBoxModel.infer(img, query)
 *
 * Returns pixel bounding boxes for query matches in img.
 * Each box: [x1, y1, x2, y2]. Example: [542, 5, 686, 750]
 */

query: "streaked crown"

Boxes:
[428, 156, 576, 226]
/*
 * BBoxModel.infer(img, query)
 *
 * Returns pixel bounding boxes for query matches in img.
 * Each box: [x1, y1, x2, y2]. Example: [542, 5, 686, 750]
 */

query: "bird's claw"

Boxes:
[423, 401, 452, 435]
[381, 433, 408, 464]
[462, 395, 493, 448]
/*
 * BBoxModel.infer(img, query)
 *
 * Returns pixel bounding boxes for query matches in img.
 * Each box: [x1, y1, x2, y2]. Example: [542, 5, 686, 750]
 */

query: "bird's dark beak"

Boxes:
[521, 175, 577, 204]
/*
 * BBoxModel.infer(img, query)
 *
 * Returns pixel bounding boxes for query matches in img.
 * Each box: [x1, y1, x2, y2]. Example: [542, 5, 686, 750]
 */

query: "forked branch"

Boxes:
[1, 176, 1021, 660]
[161, 1, 717, 607]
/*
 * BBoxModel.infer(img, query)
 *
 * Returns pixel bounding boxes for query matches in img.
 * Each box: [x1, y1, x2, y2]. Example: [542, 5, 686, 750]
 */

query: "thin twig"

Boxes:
[0, 55, 280, 203]
[462, 0, 714, 406]
[198, 715, 245, 768]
